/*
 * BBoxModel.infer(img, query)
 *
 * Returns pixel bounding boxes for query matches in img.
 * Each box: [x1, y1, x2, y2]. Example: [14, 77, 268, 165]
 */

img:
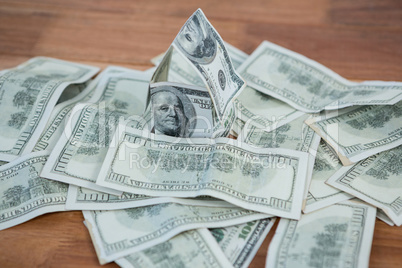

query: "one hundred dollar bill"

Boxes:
[0, 57, 99, 161]
[96, 126, 308, 219]
[239, 114, 321, 203]
[115, 229, 233, 268]
[33, 66, 140, 152]
[266, 200, 376, 268]
[237, 41, 402, 113]
[65, 185, 235, 210]
[306, 101, 402, 165]
[210, 218, 275, 268]
[83, 203, 269, 264]
[303, 140, 353, 213]
[326, 145, 402, 226]
[0, 151, 68, 230]
[151, 41, 248, 87]
[234, 85, 304, 134]
[153, 9, 246, 123]
[41, 70, 152, 194]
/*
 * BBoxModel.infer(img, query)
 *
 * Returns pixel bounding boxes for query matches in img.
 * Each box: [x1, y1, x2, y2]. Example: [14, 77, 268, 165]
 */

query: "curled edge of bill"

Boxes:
[171, 8, 246, 122]
[377, 209, 395, 226]
[65, 185, 236, 210]
[0, 57, 100, 162]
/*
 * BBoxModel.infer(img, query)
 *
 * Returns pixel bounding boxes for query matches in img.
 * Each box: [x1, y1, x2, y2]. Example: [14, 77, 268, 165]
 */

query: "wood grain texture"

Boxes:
[0, 0, 401, 267]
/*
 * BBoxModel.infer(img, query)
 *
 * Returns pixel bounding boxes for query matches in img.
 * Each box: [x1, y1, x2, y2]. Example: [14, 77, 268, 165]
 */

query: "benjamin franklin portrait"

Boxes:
[151, 85, 196, 137]
[175, 12, 217, 65]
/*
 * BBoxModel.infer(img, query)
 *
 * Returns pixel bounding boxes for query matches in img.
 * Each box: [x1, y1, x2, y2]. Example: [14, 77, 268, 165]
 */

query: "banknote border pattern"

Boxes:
[105, 132, 301, 212]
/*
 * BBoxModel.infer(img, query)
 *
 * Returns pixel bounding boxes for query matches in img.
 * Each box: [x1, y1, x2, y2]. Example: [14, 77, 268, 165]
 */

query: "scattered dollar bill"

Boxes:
[306, 101, 402, 165]
[234, 85, 304, 134]
[115, 229, 233, 268]
[65, 185, 235, 210]
[239, 114, 321, 203]
[0, 151, 68, 231]
[210, 218, 275, 268]
[153, 9, 246, 123]
[83, 203, 269, 264]
[34, 66, 140, 152]
[326, 145, 402, 226]
[266, 200, 376, 268]
[41, 70, 151, 194]
[303, 140, 353, 213]
[96, 126, 308, 219]
[149, 82, 214, 138]
[0, 57, 99, 161]
[237, 41, 402, 113]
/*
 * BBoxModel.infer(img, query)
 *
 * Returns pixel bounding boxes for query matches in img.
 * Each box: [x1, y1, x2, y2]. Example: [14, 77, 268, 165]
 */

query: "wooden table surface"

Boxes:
[0, 1, 401, 267]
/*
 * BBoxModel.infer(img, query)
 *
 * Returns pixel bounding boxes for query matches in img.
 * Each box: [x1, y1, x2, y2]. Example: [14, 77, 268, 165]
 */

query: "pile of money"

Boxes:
[0, 8, 400, 268]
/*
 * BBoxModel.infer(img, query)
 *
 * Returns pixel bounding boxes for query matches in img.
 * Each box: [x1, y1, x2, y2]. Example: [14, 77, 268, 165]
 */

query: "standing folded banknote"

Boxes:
[237, 41, 402, 113]
[0, 57, 99, 161]
[96, 126, 308, 219]
[115, 229, 233, 268]
[0, 151, 68, 231]
[210, 218, 275, 268]
[41, 70, 151, 194]
[152, 8, 246, 124]
[83, 203, 269, 264]
[151, 41, 248, 87]
[266, 200, 376, 268]
[306, 101, 402, 165]
[327, 145, 402, 226]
